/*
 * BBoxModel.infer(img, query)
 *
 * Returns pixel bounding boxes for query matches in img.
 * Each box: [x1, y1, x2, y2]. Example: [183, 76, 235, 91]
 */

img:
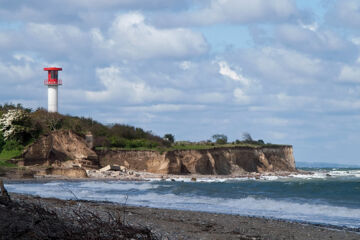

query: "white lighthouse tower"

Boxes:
[44, 67, 62, 112]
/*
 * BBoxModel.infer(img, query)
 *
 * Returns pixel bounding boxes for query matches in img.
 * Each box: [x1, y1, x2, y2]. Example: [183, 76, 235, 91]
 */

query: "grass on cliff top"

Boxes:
[96, 142, 288, 153]
[0, 149, 22, 167]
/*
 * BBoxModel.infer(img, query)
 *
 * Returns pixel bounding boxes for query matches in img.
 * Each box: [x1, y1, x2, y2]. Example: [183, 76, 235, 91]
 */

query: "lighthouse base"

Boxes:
[48, 86, 58, 113]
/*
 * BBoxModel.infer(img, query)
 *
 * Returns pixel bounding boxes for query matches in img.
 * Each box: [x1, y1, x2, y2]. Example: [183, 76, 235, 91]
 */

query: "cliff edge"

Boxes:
[97, 146, 296, 175]
[20, 130, 296, 175]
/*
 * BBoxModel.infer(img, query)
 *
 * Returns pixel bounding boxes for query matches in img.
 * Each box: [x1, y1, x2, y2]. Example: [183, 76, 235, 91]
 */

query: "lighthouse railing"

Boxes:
[44, 79, 62, 85]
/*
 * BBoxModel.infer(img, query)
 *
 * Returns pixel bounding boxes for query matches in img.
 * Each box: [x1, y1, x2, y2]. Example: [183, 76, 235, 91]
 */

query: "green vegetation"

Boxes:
[29, 108, 167, 148]
[96, 140, 284, 153]
[0, 105, 31, 167]
[0, 104, 168, 159]
[0, 150, 21, 167]
[0, 103, 285, 157]
[212, 134, 228, 144]
[0, 140, 23, 167]
[163, 133, 175, 143]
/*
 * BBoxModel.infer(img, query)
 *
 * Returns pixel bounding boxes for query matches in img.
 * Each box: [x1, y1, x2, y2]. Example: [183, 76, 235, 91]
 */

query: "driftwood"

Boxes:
[0, 179, 10, 202]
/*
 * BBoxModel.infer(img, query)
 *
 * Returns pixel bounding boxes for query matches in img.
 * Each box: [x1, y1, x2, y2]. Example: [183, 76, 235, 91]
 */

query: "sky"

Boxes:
[0, 0, 360, 164]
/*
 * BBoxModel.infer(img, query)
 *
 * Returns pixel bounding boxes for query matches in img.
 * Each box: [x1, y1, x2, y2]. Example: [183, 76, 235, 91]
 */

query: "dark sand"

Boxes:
[7, 194, 360, 240]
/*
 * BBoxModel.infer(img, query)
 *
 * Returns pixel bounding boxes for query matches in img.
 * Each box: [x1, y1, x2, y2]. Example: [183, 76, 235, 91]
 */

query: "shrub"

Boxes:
[163, 134, 175, 143]
[128, 139, 144, 148]
[0, 109, 34, 144]
[2, 140, 23, 152]
[109, 136, 127, 148]
[127, 139, 159, 149]
[242, 132, 253, 142]
[1, 106, 167, 148]
[212, 134, 228, 144]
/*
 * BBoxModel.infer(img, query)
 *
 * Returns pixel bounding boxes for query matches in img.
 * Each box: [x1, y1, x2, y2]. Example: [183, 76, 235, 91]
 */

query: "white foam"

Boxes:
[152, 176, 259, 183]
[259, 175, 280, 181]
[84, 191, 360, 228]
[328, 170, 360, 178]
[289, 172, 326, 179]
[289, 169, 360, 180]
[77, 181, 157, 191]
[146, 169, 360, 183]
[161, 177, 233, 183]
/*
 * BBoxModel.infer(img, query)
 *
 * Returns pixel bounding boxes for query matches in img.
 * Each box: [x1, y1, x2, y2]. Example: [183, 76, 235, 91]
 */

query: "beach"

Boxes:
[2, 168, 360, 239]
[4, 193, 360, 240]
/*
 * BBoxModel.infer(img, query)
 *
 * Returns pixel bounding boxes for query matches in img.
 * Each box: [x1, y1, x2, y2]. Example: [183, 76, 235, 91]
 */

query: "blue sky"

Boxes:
[0, 0, 360, 164]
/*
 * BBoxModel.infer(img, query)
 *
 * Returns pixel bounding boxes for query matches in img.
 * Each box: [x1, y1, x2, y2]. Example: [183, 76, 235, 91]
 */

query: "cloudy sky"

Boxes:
[1, 0, 360, 164]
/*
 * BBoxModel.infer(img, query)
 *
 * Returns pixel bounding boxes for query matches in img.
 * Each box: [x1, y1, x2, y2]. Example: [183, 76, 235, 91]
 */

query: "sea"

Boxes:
[5, 168, 360, 230]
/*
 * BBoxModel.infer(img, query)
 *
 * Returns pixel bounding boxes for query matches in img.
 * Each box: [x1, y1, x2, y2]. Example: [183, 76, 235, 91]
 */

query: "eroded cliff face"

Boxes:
[22, 130, 98, 167]
[22, 130, 295, 175]
[97, 146, 296, 175]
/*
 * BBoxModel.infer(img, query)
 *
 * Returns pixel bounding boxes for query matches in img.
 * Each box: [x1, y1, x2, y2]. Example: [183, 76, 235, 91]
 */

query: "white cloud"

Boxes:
[0, 0, 191, 26]
[25, 23, 89, 55]
[339, 65, 360, 82]
[195, 92, 226, 103]
[179, 61, 192, 70]
[351, 37, 360, 46]
[243, 47, 325, 84]
[256, 117, 290, 127]
[275, 93, 317, 108]
[299, 21, 318, 32]
[92, 12, 208, 59]
[327, 99, 360, 111]
[218, 61, 250, 86]
[0, 59, 37, 83]
[233, 88, 250, 104]
[276, 24, 357, 60]
[0, 13, 208, 61]
[327, 0, 360, 28]
[0, 22, 90, 60]
[13, 54, 35, 63]
[85, 66, 182, 104]
[154, 0, 297, 27]
[60, 0, 181, 9]
[122, 104, 206, 113]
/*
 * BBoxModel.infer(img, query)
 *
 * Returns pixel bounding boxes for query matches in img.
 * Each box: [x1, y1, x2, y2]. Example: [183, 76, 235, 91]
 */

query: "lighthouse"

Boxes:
[44, 67, 62, 113]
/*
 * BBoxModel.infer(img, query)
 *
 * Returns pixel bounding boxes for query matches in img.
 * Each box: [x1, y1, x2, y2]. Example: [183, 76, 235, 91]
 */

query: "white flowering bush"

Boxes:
[0, 109, 32, 143]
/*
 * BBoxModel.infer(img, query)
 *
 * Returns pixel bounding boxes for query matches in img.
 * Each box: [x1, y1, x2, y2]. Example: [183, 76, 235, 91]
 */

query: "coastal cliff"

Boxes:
[19, 130, 296, 175]
[97, 146, 296, 175]
[22, 130, 99, 168]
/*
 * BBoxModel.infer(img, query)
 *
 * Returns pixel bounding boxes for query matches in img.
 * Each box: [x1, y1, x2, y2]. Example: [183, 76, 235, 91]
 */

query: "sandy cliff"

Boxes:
[20, 130, 295, 175]
[97, 146, 296, 175]
[22, 130, 99, 168]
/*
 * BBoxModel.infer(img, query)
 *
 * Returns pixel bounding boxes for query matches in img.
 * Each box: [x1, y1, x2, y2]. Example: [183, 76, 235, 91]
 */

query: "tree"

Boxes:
[46, 112, 63, 131]
[0, 109, 33, 144]
[212, 134, 228, 144]
[242, 132, 253, 142]
[163, 134, 175, 143]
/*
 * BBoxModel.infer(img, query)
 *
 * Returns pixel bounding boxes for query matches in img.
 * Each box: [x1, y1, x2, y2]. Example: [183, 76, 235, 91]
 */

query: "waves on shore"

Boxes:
[5, 170, 360, 229]
[142, 169, 360, 182]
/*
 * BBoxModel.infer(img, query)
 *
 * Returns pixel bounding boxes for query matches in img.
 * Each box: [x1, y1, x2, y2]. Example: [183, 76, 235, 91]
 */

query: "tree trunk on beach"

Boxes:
[0, 179, 10, 203]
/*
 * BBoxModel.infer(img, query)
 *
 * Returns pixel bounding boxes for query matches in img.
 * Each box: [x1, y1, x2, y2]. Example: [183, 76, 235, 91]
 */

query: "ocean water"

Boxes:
[5, 168, 360, 230]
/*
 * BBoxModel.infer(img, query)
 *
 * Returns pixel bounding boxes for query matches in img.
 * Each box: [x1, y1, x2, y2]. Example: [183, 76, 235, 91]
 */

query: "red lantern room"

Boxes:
[44, 67, 62, 85]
